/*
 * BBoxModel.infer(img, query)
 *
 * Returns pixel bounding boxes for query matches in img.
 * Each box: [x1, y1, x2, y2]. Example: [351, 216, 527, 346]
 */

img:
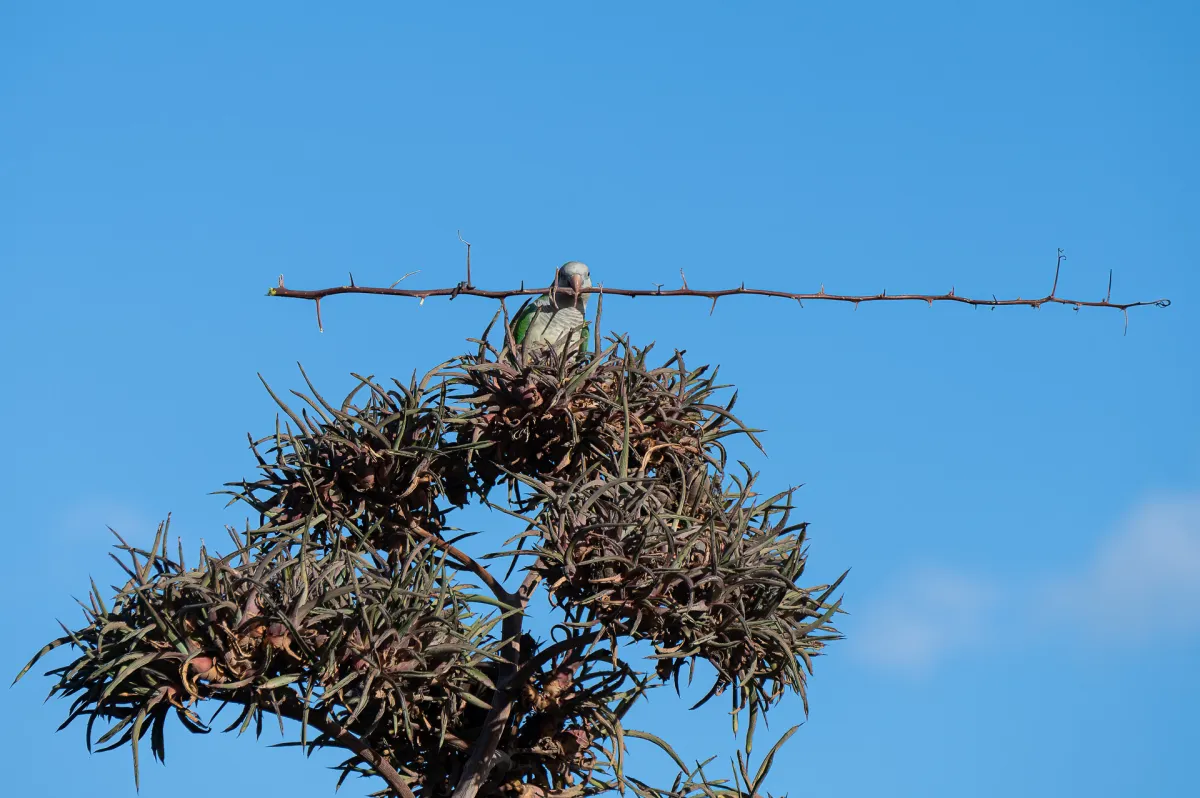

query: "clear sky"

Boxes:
[2, 2, 1197, 796]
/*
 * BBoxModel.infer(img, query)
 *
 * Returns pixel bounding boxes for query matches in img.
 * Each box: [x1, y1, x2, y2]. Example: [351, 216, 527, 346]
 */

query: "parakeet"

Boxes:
[511, 261, 592, 353]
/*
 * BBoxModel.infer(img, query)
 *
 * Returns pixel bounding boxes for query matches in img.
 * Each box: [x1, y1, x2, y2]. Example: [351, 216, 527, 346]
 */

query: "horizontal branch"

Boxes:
[267, 279, 1169, 312]
[265, 248, 1169, 336]
[266, 250, 1170, 339]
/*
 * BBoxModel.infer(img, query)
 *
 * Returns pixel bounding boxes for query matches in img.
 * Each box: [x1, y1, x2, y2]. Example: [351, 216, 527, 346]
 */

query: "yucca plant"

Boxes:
[17, 322, 844, 798]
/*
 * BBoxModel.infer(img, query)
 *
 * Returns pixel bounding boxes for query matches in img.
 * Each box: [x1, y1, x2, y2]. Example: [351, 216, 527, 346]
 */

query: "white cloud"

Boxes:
[1039, 495, 1200, 636]
[58, 497, 160, 544]
[850, 566, 997, 673]
[852, 493, 1200, 673]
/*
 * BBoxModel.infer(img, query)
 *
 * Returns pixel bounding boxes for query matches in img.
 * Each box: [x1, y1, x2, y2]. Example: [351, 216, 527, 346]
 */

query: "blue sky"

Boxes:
[2, 2, 1197, 796]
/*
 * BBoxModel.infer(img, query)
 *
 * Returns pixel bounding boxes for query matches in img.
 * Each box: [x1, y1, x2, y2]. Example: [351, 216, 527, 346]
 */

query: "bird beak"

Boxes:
[569, 273, 584, 301]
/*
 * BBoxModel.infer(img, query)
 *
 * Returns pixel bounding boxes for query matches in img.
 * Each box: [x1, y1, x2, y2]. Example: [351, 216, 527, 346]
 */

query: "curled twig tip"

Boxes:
[1051, 249, 1065, 297]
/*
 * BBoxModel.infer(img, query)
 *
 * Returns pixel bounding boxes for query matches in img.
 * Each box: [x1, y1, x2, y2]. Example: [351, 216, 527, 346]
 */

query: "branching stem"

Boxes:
[453, 568, 541, 798]
[269, 697, 418, 798]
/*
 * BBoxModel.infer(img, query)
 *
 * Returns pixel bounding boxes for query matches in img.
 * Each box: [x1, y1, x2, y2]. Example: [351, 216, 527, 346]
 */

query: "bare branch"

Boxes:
[406, 525, 518, 608]
[303, 706, 417, 798]
[242, 693, 419, 798]
[267, 252, 1170, 327]
[453, 568, 540, 798]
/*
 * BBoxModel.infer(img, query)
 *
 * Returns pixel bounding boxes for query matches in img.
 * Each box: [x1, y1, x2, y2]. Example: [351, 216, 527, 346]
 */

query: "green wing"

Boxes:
[579, 321, 590, 354]
[510, 297, 540, 345]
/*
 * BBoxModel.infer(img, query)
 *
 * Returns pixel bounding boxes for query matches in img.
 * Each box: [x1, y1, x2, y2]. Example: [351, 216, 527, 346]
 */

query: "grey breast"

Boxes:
[526, 305, 585, 349]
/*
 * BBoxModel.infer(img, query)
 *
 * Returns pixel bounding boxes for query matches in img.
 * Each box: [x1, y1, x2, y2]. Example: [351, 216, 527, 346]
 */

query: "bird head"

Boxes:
[553, 261, 592, 308]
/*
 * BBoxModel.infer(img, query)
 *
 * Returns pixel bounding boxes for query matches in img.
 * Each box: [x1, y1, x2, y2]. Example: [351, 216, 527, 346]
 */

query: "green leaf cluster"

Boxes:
[18, 326, 844, 798]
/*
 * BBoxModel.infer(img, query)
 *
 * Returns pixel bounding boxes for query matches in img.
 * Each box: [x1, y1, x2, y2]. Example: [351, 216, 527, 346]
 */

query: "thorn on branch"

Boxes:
[315, 298, 323, 332]
[709, 296, 718, 316]
[680, 268, 689, 290]
[348, 272, 355, 288]
[1107, 269, 1113, 303]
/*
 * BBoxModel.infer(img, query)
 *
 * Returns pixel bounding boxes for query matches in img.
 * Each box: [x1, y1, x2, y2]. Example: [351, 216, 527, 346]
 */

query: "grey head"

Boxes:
[552, 261, 592, 308]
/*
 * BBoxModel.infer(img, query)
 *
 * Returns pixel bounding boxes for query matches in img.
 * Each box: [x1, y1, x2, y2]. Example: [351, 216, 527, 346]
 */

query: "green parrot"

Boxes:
[511, 261, 592, 353]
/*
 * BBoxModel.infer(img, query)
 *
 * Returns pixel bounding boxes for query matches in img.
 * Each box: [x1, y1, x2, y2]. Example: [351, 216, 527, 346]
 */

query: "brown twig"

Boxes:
[269, 696, 418, 798]
[407, 526, 518, 607]
[269, 281, 1168, 312]
[306, 708, 417, 798]
[266, 254, 1170, 330]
